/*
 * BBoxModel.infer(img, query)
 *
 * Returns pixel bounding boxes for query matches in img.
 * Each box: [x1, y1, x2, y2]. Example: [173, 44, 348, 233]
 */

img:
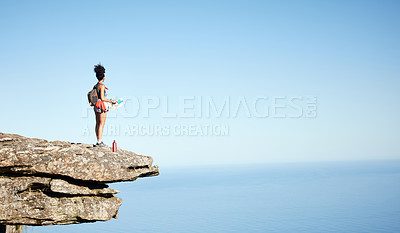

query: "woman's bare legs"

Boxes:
[95, 112, 107, 141]
[95, 112, 100, 139]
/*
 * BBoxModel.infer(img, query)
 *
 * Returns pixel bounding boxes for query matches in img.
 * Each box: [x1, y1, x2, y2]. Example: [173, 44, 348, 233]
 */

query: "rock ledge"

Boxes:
[0, 132, 159, 226]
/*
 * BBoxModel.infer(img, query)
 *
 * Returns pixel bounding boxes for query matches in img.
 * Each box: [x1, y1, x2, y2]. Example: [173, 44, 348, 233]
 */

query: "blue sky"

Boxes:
[1, 0, 399, 166]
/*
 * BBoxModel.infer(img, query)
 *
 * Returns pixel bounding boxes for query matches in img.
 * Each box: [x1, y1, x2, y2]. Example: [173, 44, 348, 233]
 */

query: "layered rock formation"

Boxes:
[0, 132, 159, 228]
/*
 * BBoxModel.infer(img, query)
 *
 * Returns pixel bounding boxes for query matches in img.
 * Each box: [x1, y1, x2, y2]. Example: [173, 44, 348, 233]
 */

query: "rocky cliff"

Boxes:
[0, 132, 159, 228]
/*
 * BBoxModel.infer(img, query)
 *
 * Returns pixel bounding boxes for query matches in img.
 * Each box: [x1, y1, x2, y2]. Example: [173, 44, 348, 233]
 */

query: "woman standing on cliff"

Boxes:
[93, 64, 117, 147]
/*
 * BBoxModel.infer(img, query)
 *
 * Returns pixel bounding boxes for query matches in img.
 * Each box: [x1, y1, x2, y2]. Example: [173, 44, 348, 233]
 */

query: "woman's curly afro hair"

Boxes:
[94, 64, 105, 80]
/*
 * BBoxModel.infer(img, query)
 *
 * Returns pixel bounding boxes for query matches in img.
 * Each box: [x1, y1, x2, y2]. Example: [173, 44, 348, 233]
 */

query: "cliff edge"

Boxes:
[0, 132, 159, 226]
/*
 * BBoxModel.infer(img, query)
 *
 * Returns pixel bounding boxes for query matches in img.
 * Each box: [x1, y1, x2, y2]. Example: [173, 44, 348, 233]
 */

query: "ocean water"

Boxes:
[29, 160, 400, 233]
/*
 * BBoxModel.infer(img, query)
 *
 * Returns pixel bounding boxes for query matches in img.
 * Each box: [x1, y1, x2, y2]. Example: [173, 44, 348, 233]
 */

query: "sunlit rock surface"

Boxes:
[0, 132, 159, 226]
[0, 133, 159, 182]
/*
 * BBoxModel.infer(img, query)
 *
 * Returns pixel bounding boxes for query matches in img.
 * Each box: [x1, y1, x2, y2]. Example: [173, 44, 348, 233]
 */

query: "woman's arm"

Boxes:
[99, 85, 117, 104]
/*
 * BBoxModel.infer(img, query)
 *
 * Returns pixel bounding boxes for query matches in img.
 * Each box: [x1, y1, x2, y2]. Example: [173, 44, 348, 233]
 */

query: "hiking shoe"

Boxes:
[94, 142, 107, 147]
